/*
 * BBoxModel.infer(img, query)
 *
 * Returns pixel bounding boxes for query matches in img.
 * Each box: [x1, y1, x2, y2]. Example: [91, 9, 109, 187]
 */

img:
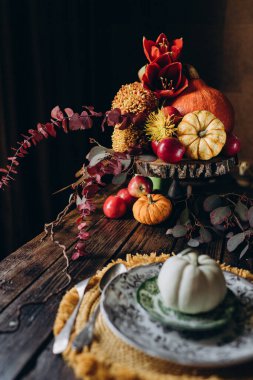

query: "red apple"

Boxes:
[151, 140, 159, 156]
[117, 188, 136, 208]
[157, 138, 185, 164]
[223, 134, 241, 157]
[103, 195, 127, 219]
[162, 106, 182, 124]
[128, 175, 153, 198]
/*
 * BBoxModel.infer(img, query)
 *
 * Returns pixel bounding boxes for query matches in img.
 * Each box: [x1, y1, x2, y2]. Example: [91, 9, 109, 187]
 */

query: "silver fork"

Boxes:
[53, 278, 90, 354]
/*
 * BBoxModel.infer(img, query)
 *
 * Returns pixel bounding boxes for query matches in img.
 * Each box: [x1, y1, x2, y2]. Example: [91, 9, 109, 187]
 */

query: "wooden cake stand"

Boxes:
[134, 156, 238, 199]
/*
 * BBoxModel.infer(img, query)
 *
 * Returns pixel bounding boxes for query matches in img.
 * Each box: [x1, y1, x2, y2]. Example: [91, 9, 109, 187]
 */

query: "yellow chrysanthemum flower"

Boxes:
[145, 108, 178, 142]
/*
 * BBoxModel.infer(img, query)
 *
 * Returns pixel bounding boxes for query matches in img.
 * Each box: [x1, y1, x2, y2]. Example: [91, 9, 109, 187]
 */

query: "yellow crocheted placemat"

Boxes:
[53, 253, 253, 380]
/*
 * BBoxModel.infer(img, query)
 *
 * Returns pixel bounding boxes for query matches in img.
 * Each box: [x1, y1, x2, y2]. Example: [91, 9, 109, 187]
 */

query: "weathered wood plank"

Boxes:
[21, 340, 76, 380]
[0, 216, 138, 380]
[0, 186, 117, 312]
[114, 223, 175, 258]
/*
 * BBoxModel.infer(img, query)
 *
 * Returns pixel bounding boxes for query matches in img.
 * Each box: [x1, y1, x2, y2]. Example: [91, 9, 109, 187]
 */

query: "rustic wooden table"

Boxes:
[0, 184, 253, 380]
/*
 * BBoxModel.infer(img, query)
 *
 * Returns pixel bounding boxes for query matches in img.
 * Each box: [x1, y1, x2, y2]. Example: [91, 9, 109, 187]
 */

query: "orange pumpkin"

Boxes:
[169, 65, 234, 133]
[133, 194, 173, 225]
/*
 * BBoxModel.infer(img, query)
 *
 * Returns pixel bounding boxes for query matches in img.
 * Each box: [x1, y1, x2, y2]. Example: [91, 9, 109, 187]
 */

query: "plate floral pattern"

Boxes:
[137, 277, 236, 331]
[101, 263, 253, 367]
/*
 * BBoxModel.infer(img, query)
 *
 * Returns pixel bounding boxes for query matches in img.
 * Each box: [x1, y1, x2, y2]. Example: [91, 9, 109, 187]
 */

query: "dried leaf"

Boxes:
[86, 146, 110, 161]
[210, 206, 232, 225]
[235, 200, 248, 222]
[203, 195, 222, 212]
[88, 152, 111, 167]
[199, 227, 212, 243]
[187, 238, 200, 247]
[227, 232, 245, 252]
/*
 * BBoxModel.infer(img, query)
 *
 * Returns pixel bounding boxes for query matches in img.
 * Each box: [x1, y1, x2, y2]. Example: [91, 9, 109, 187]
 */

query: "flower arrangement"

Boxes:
[1, 32, 249, 264]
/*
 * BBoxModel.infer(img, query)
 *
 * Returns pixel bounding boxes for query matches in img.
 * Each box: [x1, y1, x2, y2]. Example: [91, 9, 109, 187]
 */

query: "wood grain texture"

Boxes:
[0, 216, 139, 380]
[0, 186, 117, 313]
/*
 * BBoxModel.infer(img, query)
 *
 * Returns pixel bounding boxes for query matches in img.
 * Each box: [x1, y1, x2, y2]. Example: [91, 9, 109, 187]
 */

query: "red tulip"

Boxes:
[142, 56, 188, 99]
[143, 33, 183, 63]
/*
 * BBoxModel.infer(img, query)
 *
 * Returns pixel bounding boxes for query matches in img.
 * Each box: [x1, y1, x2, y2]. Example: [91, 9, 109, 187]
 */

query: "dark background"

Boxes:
[0, 0, 252, 258]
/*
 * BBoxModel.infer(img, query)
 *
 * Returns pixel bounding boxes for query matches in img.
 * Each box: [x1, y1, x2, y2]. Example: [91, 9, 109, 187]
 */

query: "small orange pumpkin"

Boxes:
[133, 194, 173, 225]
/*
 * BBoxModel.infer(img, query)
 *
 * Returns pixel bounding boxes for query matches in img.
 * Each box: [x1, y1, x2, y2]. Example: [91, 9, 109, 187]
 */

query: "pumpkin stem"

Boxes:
[147, 194, 155, 204]
[199, 130, 206, 138]
[185, 64, 200, 80]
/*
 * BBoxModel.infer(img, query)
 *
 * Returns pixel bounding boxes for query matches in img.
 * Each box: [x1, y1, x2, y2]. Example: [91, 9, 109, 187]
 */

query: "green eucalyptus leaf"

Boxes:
[172, 225, 188, 238]
[112, 172, 128, 185]
[235, 200, 248, 222]
[187, 238, 200, 247]
[203, 195, 222, 212]
[199, 227, 212, 243]
[180, 207, 191, 225]
[248, 206, 253, 227]
[210, 206, 232, 225]
[239, 243, 249, 260]
[227, 232, 245, 252]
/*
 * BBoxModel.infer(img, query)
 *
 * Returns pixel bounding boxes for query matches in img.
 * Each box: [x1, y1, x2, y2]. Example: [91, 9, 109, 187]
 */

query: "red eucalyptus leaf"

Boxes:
[118, 115, 132, 130]
[78, 231, 90, 240]
[107, 108, 122, 126]
[82, 184, 100, 198]
[80, 111, 93, 129]
[78, 222, 87, 230]
[76, 241, 86, 250]
[51, 105, 64, 121]
[83, 105, 103, 117]
[44, 123, 56, 137]
[64, 108, 74, 117]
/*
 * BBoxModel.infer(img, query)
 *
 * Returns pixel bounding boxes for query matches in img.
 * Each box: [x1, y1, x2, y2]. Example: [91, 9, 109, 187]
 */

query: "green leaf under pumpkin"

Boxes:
[235, 200, 248, 222]
[199, 227, 212, 243]
[248, 206, 253, 227]
[203, 195, 222, 212]
[210, 206, 232, 225]
[227, 232, 245, 252]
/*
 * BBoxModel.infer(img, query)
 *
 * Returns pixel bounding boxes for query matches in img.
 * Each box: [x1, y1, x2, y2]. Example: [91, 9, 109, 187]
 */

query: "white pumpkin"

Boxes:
[157, 249, 227, 314]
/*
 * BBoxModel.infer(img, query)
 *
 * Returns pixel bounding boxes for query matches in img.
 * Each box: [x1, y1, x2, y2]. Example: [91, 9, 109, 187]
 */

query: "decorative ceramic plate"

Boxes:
[101, 263, 253, 367]
[137, 277, 236, 332]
